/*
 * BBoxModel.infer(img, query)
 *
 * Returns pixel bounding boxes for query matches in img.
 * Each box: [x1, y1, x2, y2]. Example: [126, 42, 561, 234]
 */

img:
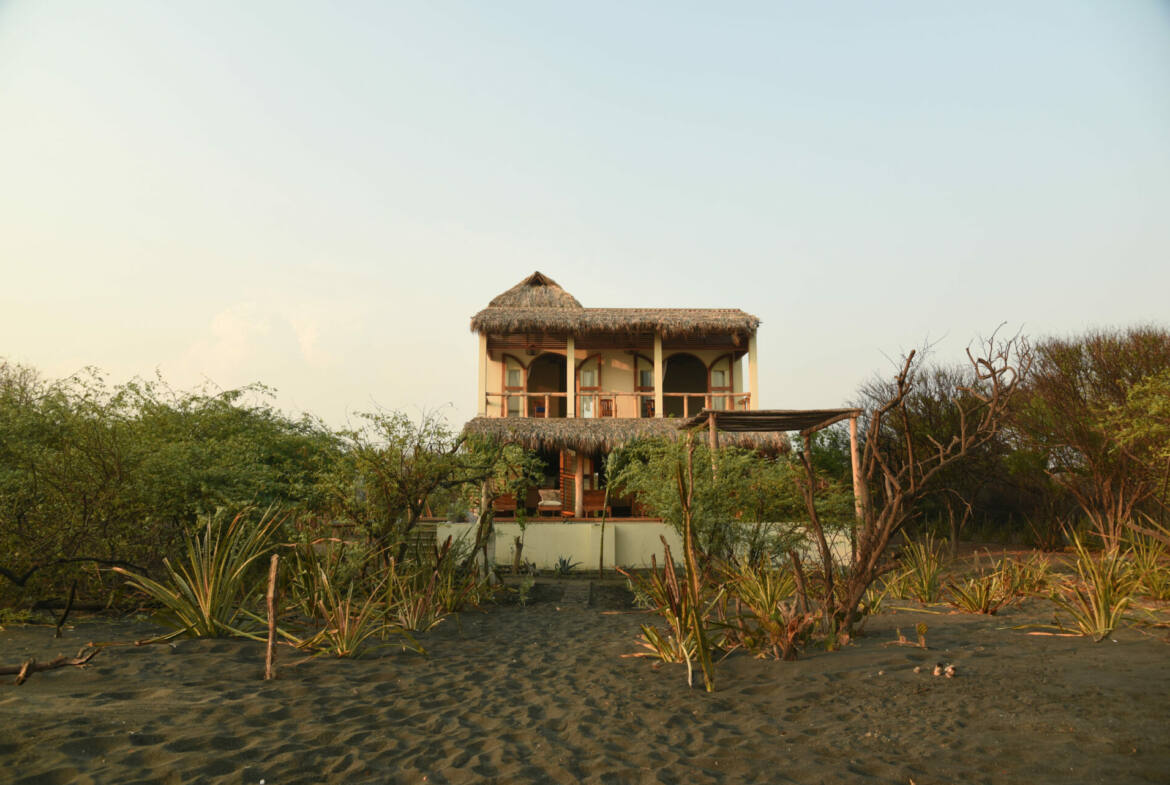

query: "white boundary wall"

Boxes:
[437, 521, 683, 571]
[435, 521, 852, 571]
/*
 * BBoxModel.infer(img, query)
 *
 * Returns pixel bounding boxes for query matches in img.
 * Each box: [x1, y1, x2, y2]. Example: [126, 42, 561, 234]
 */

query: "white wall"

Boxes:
[436, 520, 853, 572]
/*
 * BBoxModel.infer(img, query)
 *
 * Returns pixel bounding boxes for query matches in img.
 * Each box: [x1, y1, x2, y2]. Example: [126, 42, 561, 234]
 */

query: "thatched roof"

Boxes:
[487, 271, 583, 310]
[472, 272, 759, 338]
[682, 408, 861, 436]
[471, 307, 760, 338]
[463, 416, 788, 454]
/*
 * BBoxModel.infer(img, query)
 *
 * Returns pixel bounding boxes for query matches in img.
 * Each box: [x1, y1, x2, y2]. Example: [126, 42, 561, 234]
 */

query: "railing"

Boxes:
[484, 391, 750, 419]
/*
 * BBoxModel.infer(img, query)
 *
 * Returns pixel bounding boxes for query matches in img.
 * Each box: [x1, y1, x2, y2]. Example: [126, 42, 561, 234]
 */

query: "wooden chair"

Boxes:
[537, 489, 562, 517]
[492, 493, 518, 518]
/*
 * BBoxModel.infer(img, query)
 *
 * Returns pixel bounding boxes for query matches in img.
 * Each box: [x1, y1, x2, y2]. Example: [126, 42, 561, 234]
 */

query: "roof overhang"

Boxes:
[679, 408, 861, 436]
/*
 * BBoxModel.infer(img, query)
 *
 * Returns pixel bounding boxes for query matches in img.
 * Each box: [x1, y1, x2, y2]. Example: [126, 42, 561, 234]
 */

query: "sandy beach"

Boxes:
[2, 584, 1168, 785]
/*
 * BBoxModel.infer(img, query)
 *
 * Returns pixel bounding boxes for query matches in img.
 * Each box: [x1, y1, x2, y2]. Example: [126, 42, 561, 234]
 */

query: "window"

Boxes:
[635, 355, 655, 418]
[709, 355, 733, 411]
[578, 355, 602, 418]
[503, 356, 525, 418]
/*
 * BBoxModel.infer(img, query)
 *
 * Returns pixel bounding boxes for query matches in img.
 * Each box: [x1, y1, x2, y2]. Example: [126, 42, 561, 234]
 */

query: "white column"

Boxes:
[476, 333, 488, 416]
[748, 333, 759, 410]
[653, 333, 664, 418]
[565, 335, 576, 418]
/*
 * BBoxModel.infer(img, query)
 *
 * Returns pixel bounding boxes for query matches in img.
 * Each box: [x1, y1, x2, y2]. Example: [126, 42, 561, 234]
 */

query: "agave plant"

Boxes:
[947, 555, 1020, 615]
[1052, 534, 1137, 641]
[114, 509, 283, 638]
[1125, 533, 1170, 601]
[618, 544, 722, 688]
[899, 534, 947, 603]
[719, 559, 815, 661]
[294, 565, 396, 657]
[384, 558, 448, 632]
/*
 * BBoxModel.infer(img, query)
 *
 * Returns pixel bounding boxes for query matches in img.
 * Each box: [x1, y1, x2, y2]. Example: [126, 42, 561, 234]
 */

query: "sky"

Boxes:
[2, 1, 1168, 428]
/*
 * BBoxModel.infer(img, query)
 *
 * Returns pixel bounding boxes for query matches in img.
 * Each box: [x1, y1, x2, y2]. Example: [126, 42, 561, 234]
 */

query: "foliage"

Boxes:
[856, 361, 1013, 550]
[609, 438, 839, 562]
[1012, 327, 1170, 547]
[112, 509, 283, 638]
[515, 575, 536, 607]
[897, 534, 947, 603]
[294, 563, 393, 658]
[717, 559, 816, 661]
[0, 361, 337, 600]
[620, 544, 721, 687]
[796, 333, 1028, 642]
[322, 409, 473, 558]
[1125, 533, 1170, 601]
[1051, 534, 1137, 641]
[947, 559, 1016, 615]
[553, 556, 581, 576]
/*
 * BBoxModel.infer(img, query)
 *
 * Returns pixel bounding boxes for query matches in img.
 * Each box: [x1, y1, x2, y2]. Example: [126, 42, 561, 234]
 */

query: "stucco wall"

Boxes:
[436, 520, 851, 572]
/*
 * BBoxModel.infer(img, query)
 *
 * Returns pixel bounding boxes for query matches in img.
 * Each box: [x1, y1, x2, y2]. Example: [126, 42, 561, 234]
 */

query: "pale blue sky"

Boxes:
[2, 1, 1168, 426]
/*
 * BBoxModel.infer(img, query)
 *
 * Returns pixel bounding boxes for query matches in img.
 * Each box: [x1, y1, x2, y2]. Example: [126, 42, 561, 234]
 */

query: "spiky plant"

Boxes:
[1125, 533, 1170, 601]
[899, 534, 946, 603]
[719, 559, 814, 660]
[114, 509, 283, 638]
[1052, 534, 1138, 641]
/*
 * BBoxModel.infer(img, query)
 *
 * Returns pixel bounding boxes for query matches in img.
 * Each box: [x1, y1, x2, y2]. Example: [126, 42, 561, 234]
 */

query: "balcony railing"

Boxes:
[485, 391, 750, 419]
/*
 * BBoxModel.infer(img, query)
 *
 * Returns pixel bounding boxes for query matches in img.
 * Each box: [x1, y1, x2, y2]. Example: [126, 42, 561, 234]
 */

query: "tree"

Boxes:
[1011, 327, 1170, 547]
[0, 361, 337, 600]
[609, 438, 842, 563]
[855, 360, 1012, 553]
[799, 333, 1028, 641]
[1106, 367, 1170, 538]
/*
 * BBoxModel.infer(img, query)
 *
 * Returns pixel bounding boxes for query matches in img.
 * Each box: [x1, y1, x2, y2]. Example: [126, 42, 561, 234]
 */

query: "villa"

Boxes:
[462, 272, 784, 521]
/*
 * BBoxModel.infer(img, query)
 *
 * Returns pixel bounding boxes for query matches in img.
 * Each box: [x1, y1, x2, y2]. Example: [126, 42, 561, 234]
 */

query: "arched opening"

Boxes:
[526, 353, 566, 417]
[663, 353, 707, 418]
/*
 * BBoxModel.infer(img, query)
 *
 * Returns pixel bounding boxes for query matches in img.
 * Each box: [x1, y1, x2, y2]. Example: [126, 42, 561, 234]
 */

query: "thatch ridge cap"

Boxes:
[487, 272, 583, 310]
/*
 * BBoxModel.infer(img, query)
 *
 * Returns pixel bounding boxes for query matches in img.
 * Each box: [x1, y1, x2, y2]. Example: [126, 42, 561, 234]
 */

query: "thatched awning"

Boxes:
[462, 416, 788, 454]
[680, 408, 861, 435]
[470, 307, 760, 338]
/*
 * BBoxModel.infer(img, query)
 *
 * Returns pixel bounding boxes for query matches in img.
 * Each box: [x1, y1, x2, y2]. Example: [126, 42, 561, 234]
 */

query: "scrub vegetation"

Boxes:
[1, 324, 1168, 676]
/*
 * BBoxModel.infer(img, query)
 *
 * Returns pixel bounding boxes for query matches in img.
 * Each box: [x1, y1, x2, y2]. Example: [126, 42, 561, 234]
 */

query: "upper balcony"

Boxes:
[484, 390, 751, 419]
[473, 272, 761, 422]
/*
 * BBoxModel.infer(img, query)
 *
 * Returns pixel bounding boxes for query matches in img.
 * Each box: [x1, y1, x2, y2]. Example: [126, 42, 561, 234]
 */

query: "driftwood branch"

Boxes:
[2, 646, 99, 685]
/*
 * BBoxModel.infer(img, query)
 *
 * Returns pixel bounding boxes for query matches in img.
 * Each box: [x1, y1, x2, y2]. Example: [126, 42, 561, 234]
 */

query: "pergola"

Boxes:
[679, 408, 866, 521]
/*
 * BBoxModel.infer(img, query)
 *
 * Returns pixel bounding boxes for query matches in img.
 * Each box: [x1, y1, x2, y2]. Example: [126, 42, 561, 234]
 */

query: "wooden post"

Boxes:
[653, 333, 664, 418]
[265, 553, 279, 680]
[574, 452, 585, 519]
[476, 333, 488, 416]
[849, 414, 864, 522]
[566, 335, 576, 418]
[747, 333, 759, 410]
[849, 414, 866, 565]
[708, 413, 719, 477]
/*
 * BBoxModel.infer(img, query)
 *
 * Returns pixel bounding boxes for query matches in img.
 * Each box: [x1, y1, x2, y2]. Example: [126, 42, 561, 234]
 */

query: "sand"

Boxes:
[2, 585, 1168, 785]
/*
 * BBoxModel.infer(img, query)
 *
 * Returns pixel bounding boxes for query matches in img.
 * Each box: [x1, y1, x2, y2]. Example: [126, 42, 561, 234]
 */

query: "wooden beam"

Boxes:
[653, 333, 664, 418]
[747, 333, 759, 410]
[566, 335, 576, 418]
